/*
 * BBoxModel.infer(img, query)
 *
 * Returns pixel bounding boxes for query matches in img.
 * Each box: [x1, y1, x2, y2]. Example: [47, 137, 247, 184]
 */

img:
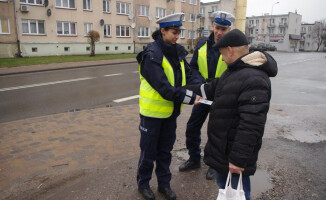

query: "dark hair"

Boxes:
[152, 27, 171, 40]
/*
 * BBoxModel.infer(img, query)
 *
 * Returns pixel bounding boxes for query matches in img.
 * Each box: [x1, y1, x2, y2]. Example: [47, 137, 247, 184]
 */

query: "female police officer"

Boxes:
[136, 13, 202, 200]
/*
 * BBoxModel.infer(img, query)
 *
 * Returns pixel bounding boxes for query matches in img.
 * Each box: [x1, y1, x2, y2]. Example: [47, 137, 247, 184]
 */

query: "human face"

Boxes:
[212, 24, 231, 43]
[219, 47, 233, 65]
[161, 28, 181, 45]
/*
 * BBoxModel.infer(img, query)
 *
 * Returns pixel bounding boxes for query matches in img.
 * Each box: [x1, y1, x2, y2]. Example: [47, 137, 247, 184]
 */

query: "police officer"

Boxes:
[136, 13, 202, 200]
[179, 11, 235, 180]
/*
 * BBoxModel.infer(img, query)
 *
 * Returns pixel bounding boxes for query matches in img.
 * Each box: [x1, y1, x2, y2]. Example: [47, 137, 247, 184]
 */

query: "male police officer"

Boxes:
[179, 11, 235, 180]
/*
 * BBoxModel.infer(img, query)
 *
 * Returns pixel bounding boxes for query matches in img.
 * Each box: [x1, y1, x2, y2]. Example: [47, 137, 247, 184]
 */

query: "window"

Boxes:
[103, 0, 110, 12]
[104, 24, 111, 37]
[116, 25, 130, 37]
[269, 28, 274, 34]
[200, 7, 205, 15]
[56, 0, 75, 9]
[22, 20, 45, 35]
[170, 10, 175, 15]
[308, 26, 311, 31]
[211, 6, 218, 12]
[32, 47, 37, 52]
[189, 14, 196, 22]
[180, 29, 185, 38]
[106, 46, 109, 50]
[256, 19, 259, 25]
[83, 0, 91, 10]
[84, 23, 92, 36]
[64, 47, 70, 51]
[255, 29, 258, 34]
[281, 18, 287, 23]
[181, 0, 185, 2]
[138, 27, 149, 37]
[116, 2, 130, 15]
[270, 18, 275, 24]
[0, 0, 9, 2]
[20, 0, 42, 5]
[0, 18, 10, 34]
[139, 5, 149, 16]
[57, 21, 76, 36]
[280, 28, 285, 34]
[189, 0, 197, 5]
[86, 47, 90, 51]
[156, 8, 166, 18]
[188, 30, 195, 39]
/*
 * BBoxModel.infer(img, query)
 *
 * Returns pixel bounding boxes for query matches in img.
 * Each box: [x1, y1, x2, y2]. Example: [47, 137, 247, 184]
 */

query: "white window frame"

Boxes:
[0, 0, 9, 2]
[170, 9, 175, 15]
[104, 24, 111, 37]
[180, 29, 185, 38]
[83, 0, 91, 11]
[56, 21, 77, 36]
[0, 18, 10, 34]
[138, 27, 150, 38]
[116, 2, 130, 15]
[139, 5, 149, 17]
[22, 19, 45, 35]
[200, 7, 205, 15]
[103, 0, 110, 13]
[182, 12, 186, 21]
[55, 0, 75, 9]
[188, 30, 195, 39]
[156, 7, 166, 19]
[212, 6, 218, 12]
[181, 0, 185, 2]
[20, 0, 42, 5]
[116, 25, 130, 37]
[84, 23, 92, 36]
[189, 14, 196, 22]
[189, 0, 197, 5]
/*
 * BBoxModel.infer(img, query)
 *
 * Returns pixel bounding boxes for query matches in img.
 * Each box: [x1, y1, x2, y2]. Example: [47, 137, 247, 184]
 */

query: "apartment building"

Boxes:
[0, 0, 200, 58]
[246, 12, 302, 52]
[199, 0, 236, 38]
[300, 22, 325, 51]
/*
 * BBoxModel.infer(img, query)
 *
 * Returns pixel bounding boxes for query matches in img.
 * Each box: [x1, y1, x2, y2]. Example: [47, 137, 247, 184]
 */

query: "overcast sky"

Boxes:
[201, 0, 326, 23]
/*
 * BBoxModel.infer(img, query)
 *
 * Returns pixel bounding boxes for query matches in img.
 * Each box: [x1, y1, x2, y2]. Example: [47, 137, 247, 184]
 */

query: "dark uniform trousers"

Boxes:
[137, 113, 178, 189]
[185, 103, 210, 162]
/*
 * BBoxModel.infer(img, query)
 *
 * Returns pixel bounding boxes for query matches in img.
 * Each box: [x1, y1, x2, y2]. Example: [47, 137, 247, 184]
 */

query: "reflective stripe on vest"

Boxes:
[139, 56, 186, 118]
[197, 42, 227, 79]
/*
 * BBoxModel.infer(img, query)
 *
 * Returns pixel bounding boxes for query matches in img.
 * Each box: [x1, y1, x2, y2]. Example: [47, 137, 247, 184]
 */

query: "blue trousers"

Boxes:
[185, 103, 210, 162]
[137, 114, 177, 189]
[215, 171, 251, 200]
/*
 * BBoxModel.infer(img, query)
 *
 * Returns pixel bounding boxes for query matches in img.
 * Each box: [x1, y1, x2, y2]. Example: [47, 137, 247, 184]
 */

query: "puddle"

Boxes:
[284, 130, 326, 143]
[251, 169, 273, 198]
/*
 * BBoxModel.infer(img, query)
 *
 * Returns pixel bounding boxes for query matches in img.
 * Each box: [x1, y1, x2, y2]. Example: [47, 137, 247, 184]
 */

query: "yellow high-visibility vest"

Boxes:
[139, 56, 186, 118]
[197, 42, 227, 79]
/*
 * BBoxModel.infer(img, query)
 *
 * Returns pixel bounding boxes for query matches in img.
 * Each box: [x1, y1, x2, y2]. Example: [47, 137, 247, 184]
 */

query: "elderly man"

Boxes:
[186, 29, 278, 200]
[179, 11, 235, 180]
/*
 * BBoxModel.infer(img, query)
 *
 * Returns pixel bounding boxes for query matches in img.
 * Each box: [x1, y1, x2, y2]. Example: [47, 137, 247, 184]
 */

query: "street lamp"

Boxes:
[269, 2, 280, 44]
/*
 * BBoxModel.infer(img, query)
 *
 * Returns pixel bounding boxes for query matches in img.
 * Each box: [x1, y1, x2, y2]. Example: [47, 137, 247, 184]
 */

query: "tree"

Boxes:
[87, 30, 100, 56]
[312, 19, 326, 52]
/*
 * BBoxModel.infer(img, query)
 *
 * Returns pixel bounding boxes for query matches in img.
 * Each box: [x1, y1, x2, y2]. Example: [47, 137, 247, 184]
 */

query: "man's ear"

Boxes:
[227, 46, 233, 56]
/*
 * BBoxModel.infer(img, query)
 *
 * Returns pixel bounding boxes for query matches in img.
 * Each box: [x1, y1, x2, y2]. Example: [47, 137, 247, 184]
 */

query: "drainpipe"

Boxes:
[13, 0, 22, 57]
[235, 0, 247, 32]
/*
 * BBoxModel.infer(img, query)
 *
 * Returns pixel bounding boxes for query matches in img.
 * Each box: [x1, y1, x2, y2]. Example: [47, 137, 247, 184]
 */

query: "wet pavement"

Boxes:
[1, 53, 326, 199]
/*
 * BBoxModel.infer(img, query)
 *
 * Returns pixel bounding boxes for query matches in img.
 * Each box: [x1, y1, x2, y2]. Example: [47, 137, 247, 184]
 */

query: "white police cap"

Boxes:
[156, 13, 186, 30]
[213, 11, 235, 28]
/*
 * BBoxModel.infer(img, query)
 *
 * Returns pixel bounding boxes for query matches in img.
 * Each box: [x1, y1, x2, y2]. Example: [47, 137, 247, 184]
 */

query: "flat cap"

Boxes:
[213, 11, 235, 28]
[156, 13, 186, 30]
[213, 29, 249, 49]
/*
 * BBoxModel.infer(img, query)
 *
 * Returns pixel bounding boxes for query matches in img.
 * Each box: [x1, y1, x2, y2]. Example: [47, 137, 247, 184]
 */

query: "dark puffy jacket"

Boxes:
[186, 51, 278, 176]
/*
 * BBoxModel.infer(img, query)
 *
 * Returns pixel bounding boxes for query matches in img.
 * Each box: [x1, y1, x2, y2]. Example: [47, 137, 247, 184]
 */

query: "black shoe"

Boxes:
[138, 187, 155, 200]
[206, 167, 216, 180]
[179, 159, 200, 172]
[158, 187, 176, 200]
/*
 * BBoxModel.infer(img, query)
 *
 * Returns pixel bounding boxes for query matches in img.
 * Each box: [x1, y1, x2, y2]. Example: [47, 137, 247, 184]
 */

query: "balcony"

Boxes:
[208, 12, 215, 19]
[267, 23, 276, 28]
[279, 22, 288, 27]
[247, 24, 256, 28]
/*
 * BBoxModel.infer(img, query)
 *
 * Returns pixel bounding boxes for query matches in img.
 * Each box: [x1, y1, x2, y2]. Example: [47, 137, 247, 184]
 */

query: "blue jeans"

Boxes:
[215, 171, 251, 200]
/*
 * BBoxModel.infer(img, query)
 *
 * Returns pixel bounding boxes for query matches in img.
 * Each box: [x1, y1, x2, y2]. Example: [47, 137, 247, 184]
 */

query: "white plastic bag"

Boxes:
[216, 171, 246, 200]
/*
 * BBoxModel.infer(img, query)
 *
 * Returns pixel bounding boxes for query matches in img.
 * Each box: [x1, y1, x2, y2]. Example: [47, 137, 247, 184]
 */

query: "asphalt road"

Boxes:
[0, 52, 325, 123]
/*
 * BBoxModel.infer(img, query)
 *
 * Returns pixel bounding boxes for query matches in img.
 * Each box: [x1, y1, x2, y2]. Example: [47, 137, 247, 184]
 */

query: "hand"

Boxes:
[194, 95, 204, 105]
[229, 162, 244, 174]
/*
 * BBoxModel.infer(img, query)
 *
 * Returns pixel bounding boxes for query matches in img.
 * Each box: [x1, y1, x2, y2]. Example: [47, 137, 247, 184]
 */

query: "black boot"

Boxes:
[179, 159, 200, 172]
[206, 167, 216, 180]
[158, 187, 176, 200]
[138, 187, 155, 200]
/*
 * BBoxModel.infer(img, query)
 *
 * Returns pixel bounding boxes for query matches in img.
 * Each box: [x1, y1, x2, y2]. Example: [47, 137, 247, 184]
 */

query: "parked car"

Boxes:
[249, 43, 277, 51]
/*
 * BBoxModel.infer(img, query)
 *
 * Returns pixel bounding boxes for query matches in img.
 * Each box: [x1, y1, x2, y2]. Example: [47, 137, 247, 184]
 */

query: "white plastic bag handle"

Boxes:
[225, 171, 243, 191]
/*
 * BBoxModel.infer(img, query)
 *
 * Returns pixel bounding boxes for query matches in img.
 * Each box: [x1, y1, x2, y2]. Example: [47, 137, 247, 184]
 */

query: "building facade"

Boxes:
[300, 22, 325, 52]
[246, 12, 302, 52]
[0, 0, 200, 58]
